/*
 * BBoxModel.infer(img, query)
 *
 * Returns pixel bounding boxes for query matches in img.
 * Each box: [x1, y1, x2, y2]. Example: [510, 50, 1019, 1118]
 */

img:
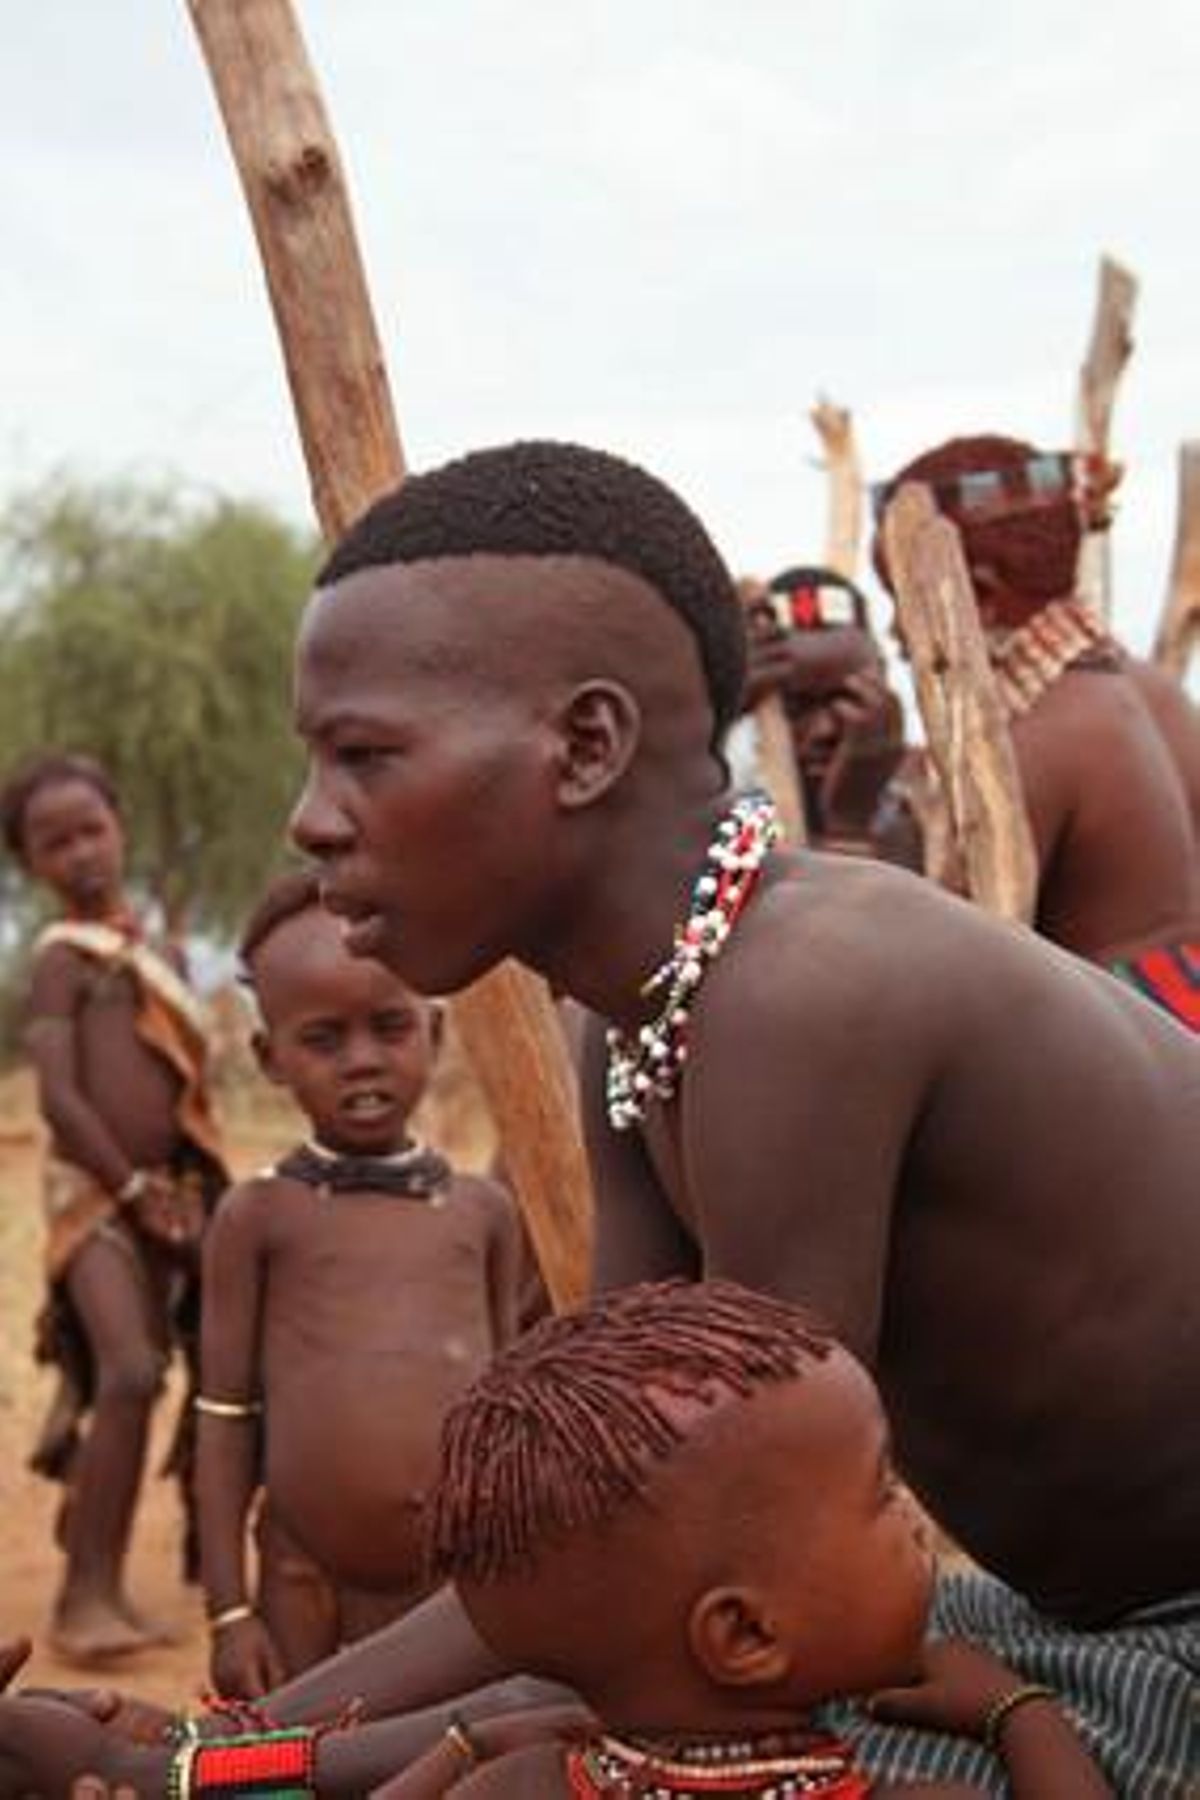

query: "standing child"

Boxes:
[0, 752, 227, 1665]
[196, 870, 523, 1698]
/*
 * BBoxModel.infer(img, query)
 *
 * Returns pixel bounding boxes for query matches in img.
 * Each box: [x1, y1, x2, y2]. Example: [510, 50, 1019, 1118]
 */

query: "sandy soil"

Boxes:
[0, 1073, 303, 1707]
[0, 1035, 496, 1711]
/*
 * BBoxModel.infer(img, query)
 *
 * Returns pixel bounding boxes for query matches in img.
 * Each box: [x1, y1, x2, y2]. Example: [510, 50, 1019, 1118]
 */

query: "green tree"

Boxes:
[0, 475, 318, 939]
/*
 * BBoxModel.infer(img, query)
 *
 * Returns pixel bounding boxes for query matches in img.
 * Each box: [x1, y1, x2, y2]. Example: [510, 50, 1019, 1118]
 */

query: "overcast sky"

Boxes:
[3, 2, 1197, 657]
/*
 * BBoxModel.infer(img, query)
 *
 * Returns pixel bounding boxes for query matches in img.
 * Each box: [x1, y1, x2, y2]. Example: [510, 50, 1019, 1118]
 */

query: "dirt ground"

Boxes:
[0, 1029, 496, 1710]
[0, 1072, 303, 1706]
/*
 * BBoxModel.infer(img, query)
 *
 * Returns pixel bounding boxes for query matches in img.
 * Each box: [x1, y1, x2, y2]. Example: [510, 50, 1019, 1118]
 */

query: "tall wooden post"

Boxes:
[187, 0, 592, 1306]
[751, 684, 808, 846]
[1075, 255, 1138, 621]
[883, 485, 1037, 922]
[810, 396, 863, 580]
[1153, 442, 1200, 681]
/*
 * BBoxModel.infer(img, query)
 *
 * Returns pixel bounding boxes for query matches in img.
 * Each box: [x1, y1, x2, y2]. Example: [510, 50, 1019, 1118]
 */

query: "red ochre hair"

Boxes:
[877, 434, 1082, 626]
[426, 1278, 832, 1585]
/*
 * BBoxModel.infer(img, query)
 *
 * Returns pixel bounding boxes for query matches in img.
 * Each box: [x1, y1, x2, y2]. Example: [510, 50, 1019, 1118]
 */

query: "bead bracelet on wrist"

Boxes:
[983, 1683, 1057, 1749]
[207, 1602, 255, 1636]
[117, 1169, 148, 1206]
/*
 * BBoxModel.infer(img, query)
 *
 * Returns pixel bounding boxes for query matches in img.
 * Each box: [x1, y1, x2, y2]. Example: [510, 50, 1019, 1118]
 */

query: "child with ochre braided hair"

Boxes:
[376, 1280, 1109, 1798]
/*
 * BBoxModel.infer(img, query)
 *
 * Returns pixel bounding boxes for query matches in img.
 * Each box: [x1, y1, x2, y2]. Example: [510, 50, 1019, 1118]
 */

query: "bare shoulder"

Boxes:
[447, 1170, 518, 1231]
[705, 852, 980, 1041]
[1024, 662, 1163, 753]
[208, 1171, 292, 1240]
[1125, 651, 1198, 719]
[26, 936, 89, 1008]
[1125, 654, 1200, 760]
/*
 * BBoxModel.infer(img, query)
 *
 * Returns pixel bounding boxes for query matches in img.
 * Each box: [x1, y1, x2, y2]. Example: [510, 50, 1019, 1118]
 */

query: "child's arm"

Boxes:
[479, 1180, 525, 1348]
[368, 1706, 592, 1798]
[869, 1639, 1112, 1798]
[24, 946, 137, 1193]
[195, 1178, 285, 1699]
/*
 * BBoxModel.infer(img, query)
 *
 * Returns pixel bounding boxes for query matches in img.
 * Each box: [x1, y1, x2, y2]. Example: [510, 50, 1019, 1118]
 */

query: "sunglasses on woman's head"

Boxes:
[870, 452, 1078, 526]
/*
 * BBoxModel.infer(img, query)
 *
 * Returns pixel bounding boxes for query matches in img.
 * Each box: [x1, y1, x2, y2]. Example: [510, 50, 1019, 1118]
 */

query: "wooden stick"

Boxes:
[753, 691, 808, 845]
[1075, 254, 1138, 621]
[186, 0, 593, 1306]
[883, 485, 1037, 922]
[810, 396, 863, 579]
[734, 577, 808, 847]
[1152, 442, 1200, 680]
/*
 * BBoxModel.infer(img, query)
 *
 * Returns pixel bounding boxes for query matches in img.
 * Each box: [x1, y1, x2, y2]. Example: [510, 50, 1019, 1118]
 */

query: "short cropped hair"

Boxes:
[878, 435, 1080, 622]
[427, 1279, 832, 1584]
[318, 442, 747, 742]
[0, 753, 120, 861]
[238, 867, 323, 974]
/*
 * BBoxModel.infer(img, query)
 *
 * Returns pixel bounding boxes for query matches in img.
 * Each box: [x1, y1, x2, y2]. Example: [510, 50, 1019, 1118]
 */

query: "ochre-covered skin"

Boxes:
[293, 551, 1200, 1630]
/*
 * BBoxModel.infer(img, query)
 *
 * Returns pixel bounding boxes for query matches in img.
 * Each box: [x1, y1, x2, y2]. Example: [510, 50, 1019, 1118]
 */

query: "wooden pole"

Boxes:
[1074, 255, 1138, 621]
[187, 0, 593, 1307]
[883, 485, 1037, 922]
[752, 686, 808, 846]
[1152, 442, 1200, 680]
[810, 396, 863, 580]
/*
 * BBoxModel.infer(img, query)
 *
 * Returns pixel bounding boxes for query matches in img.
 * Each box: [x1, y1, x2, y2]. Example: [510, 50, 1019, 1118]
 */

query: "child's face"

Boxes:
[253, 906, 436, 1154]
[21, 778, 125, 915]
[752, 1353, 936, 1699]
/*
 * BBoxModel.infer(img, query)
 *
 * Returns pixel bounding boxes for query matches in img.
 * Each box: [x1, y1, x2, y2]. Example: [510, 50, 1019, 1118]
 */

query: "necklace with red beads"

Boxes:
[566, 1727, 867, 1797]
[605, 793, 781, 1132]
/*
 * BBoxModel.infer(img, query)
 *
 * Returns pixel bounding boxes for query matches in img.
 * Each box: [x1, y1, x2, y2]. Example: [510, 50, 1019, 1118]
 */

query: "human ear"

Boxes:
[555, 682, 641, 810]
[251, 1027, 286, 1088]
[688, 1586, 791, 1689]
[426, 1000, 446, 1058]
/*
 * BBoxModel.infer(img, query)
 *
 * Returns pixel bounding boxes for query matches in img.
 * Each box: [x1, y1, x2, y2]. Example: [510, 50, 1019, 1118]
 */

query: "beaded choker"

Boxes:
[988, 598, 1116, 720]
[568, 1728, 867, 1797]
[274, 1138, 452, 1200]
[605, 794, 780, 1131]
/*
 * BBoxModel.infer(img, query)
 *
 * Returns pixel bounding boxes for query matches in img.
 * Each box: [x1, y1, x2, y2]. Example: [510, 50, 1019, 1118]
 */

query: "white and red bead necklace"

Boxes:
[605, 794, 781, 1132]
[569, 1726, 864, 1796]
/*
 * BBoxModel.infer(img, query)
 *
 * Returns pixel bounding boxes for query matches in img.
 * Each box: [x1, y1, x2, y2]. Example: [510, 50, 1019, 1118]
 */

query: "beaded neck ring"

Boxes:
[569, 1727, 866, 1797]
[606, 793, 781, 1132]
[987, 597, 1114, 720]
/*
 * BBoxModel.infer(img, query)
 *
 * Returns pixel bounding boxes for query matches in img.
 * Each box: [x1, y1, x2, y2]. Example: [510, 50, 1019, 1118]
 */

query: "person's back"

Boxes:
[599, 847, 1200, 1626]
[875, 437, 1200, 980]
[196, 873, 522, 1693]
[1123, 650, 1200, 847]
[1006, 661, 1198, 960]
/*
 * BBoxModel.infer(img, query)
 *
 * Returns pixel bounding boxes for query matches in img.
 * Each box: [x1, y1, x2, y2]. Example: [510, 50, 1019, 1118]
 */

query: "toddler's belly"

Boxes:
[263, 1357, 477, 1591]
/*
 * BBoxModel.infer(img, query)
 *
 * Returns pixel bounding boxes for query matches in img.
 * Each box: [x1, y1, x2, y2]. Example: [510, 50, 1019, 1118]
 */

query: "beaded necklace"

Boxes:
[988, 598, 1115, 720]
[605, 794, 781, 1132]
[567, 1727, 868, 1798]
[274, 1137, 452, 1201]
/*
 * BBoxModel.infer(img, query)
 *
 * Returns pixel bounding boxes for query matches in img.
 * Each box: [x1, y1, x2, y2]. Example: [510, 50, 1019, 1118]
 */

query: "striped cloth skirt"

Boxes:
[821, 1571, 1199, 1796]
[1111, 941, 1200, 1032]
